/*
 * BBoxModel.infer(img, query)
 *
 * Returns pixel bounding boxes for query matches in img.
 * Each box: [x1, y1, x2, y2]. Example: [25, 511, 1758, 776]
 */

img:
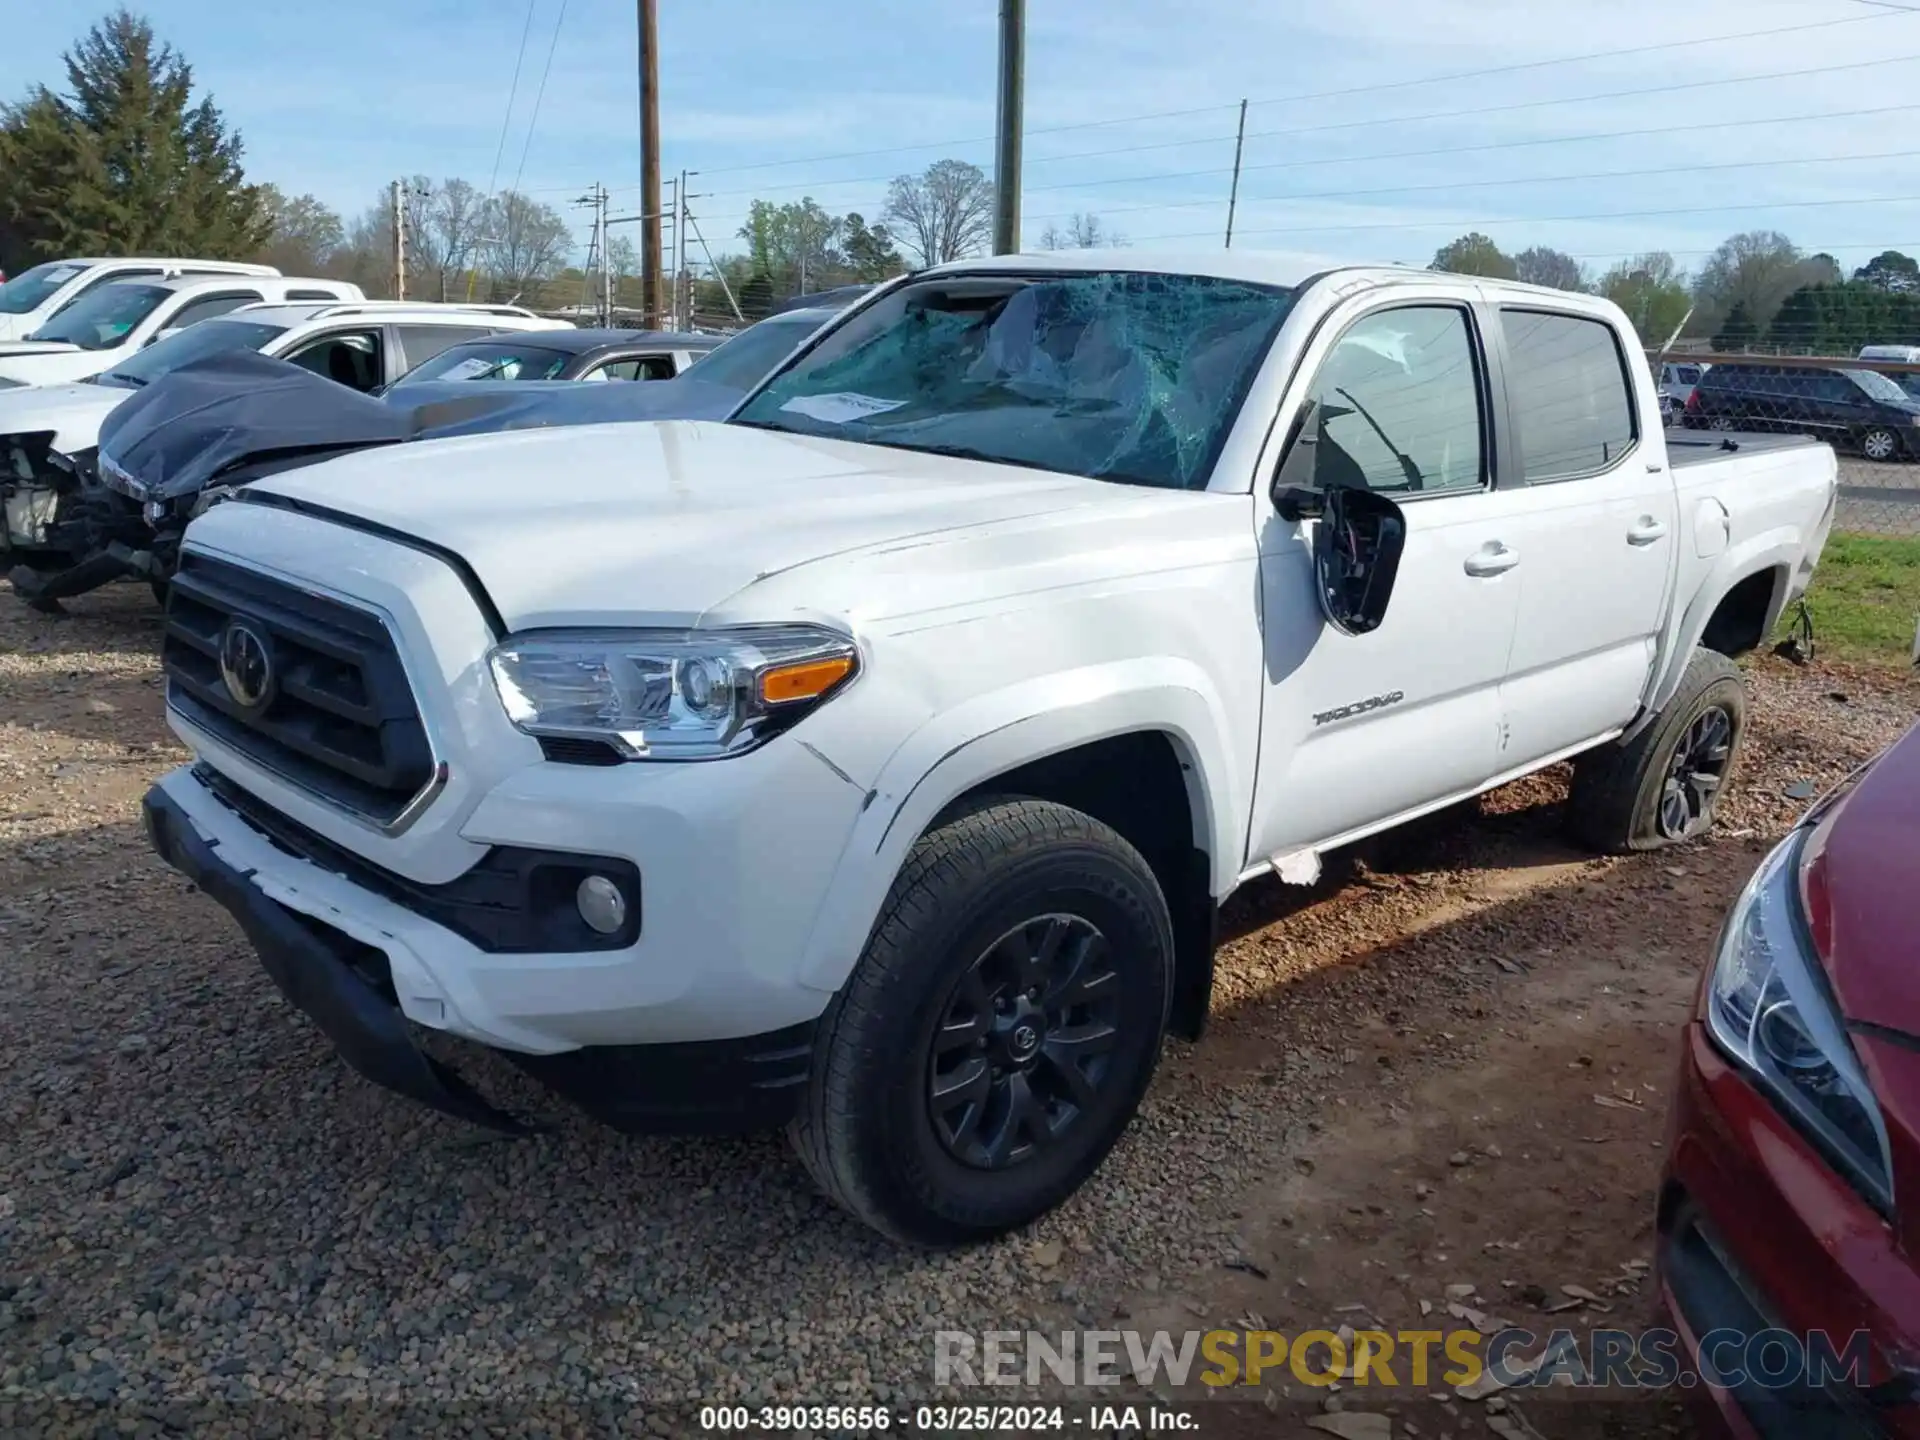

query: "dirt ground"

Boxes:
[1, 581, 1915, 1438]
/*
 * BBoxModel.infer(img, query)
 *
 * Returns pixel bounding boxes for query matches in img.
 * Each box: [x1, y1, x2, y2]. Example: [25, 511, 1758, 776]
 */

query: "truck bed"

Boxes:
[1666, 430, 1825, 469]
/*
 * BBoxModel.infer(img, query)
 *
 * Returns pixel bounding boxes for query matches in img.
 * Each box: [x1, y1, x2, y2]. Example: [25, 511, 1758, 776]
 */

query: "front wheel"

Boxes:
[1859, 426, 1901, 462]
[1565, 647, 1746, 854]
[789, 797, 1173, 1245]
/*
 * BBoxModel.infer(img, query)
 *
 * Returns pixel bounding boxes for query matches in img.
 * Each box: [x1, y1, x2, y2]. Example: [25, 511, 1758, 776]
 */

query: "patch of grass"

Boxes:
[1778, 533, 1920, 664]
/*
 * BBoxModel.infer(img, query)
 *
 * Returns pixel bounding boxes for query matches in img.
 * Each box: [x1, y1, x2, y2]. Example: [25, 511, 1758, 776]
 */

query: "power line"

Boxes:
[1023, 51, 1920, 199]
[665, 48, 1920, 210]
[676, 6, 1909, 182]
[484, 0, 538, 200]
[1127, 193, 1920, 246]
[1008, 145, 1920, 230]
[508, 0, 570, 198]
[679, 99, 1920, 236]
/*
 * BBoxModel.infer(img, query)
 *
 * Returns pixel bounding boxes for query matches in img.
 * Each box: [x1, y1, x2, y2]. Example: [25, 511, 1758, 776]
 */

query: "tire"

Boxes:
[1707, 416, 1735, 432]
[1859, 427, 1900, 463]
[1566, 647, 1746, 854]
[789, 797, 1173, 1245]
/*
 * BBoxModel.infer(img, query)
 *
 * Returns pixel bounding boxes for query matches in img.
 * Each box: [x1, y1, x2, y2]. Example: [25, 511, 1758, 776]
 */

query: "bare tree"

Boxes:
[1037, 212, 1124, 250]
[1512, 246, 1586, 292]
[483, 189, 571, 303]
[255, 184, 344, 274]
[426, 178, 489, 301]
[883, 159, 992, 266]
[1692, 231, 1807, 338]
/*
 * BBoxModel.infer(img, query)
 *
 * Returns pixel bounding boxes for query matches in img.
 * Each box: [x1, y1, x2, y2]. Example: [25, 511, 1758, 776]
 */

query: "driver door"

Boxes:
[1248, 299, 1531, 862]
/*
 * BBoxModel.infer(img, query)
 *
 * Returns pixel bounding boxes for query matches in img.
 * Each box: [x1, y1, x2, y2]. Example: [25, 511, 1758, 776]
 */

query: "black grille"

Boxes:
[164, 553, 436, 826]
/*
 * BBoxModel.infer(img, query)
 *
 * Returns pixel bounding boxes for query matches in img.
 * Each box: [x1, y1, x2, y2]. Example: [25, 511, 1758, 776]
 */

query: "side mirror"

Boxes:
[1312, 486, 1406, 636]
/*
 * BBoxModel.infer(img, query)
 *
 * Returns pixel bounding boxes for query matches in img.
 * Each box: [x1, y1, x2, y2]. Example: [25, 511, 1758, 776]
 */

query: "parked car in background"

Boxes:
[385, 327, 722, 392]
[2, 301, 573, 608]
[1857, 345, 1920, 400]
[1660, 360, 1709, 408]
[138, 251, 1836, 1242]
[0, 257, 282, 344]
[1684, 362, 1920, 461]
[1658, 720, 1920, 1437]
[0, 275, 365, 388]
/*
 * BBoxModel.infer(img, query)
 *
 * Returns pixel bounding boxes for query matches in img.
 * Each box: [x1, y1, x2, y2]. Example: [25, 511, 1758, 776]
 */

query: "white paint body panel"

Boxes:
[159, 253, 1839, 1053]
[0, 257, 281, 343]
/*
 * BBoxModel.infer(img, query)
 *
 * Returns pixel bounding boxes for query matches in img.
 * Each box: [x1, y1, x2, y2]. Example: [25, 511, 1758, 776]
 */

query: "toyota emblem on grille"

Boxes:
[218, 620, 275, 712]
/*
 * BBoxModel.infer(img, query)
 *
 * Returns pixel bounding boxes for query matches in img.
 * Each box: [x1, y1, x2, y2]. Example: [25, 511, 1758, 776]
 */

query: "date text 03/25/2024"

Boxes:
[697, 1404, 1199, 1432]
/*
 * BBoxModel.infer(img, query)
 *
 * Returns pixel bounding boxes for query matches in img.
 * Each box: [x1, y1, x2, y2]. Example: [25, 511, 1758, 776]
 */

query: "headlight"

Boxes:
[488, 625, 858, 761]
[1705, 834, 1894, 1211]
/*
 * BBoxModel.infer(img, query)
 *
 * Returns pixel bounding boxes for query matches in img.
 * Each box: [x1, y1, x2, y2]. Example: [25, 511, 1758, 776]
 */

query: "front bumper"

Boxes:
[1656, 1023, 1920, 1438]
[143, 770, 822, 1135]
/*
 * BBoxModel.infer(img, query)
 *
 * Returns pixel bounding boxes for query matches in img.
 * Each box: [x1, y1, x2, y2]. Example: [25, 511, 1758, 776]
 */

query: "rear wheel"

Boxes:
[1566, 648, 1746, 854]
[1707, 416, 1735, 432]
[789, 797, 1173, 1245]
[1860, 426, 1901, 462]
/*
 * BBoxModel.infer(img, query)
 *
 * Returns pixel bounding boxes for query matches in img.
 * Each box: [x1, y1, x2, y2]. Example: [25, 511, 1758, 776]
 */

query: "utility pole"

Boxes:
[638, 0, 663, 327]
[1224, 99, 1248, 249]
[392, 179, 407, 300]
[992, 0, 1025, 254]
[675, 168, 689, 329]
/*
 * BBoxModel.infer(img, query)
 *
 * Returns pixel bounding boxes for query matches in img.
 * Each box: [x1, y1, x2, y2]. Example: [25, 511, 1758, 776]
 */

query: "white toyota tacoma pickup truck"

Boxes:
[141, 251, 1837, 1244]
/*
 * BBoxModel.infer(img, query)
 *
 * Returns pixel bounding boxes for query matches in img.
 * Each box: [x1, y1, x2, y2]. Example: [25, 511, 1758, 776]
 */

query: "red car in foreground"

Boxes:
[1659, 719, 1920, 1437]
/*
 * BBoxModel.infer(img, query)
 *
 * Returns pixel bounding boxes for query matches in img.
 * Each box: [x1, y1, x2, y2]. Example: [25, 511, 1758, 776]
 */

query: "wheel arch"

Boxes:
[795, 664, 1245, 1038]
[1631, 542, 1795, 740]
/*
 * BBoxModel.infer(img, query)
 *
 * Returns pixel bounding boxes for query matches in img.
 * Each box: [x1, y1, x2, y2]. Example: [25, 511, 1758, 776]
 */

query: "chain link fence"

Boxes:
[1650, 350, 1920, 536]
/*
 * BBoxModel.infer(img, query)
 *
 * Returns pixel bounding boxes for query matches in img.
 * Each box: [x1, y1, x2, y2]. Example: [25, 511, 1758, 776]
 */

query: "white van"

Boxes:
[1858, 344, 1920, 365]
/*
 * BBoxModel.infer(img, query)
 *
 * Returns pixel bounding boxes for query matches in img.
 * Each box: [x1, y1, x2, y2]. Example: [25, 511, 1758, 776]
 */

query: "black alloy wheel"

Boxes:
[927, 913, 1119, 1171]
[1658, 704, 1734, 841]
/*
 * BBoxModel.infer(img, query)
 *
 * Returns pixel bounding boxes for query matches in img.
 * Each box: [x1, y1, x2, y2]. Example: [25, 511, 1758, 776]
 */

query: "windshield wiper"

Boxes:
[1334, 385, 1423, 490]
[100, 371, 147, 388]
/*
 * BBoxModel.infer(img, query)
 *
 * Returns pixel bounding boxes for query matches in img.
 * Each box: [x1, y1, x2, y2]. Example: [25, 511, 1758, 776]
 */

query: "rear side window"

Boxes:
[1500, 311, 1636, 482]
[397, 325, 496, 371]
[167, 292, 263, 330]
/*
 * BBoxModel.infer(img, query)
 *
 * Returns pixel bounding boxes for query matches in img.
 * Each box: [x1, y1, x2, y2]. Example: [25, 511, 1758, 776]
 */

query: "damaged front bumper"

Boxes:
[3, 444, 182, 607]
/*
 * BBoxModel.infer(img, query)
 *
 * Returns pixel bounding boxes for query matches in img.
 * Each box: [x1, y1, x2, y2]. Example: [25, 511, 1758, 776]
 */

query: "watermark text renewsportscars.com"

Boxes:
[935, 1326, 1873, 1392]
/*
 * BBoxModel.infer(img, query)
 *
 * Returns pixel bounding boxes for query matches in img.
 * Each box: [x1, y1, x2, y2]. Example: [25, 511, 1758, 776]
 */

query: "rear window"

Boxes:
[394, 337, 573, 385]
[1499, 310, 1636, 481]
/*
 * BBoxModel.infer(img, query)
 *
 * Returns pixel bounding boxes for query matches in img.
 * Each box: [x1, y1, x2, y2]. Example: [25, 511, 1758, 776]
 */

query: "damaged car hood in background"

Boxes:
[96, 350, 517, 501]
[97, 350, 752, 501]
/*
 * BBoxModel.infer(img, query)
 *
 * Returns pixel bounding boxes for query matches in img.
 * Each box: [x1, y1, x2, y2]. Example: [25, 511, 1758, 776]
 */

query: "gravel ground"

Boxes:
[1, 583, 1915, 1437]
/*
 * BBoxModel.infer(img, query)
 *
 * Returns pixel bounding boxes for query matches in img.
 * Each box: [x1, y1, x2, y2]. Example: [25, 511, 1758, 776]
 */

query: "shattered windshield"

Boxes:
[732, 270, 1296, 490]
[0, 261, 87, 315]
[27, 283, 168, 350]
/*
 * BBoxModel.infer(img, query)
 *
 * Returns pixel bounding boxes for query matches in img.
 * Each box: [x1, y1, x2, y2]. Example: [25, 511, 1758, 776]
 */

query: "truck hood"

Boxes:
[0, 381, 126, 451]
[0, 349, 107, 387]
[0, 340, 83, 357]
[242, 420, 1130, 629]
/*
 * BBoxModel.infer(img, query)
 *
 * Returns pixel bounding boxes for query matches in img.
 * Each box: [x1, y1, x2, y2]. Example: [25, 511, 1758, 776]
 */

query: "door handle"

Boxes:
[1463, 541, 1520, 577]
[1627, 517, 1669, 545]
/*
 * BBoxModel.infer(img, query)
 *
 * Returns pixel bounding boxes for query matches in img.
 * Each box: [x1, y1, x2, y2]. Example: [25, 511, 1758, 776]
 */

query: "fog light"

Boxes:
[575, 874, 627, 935]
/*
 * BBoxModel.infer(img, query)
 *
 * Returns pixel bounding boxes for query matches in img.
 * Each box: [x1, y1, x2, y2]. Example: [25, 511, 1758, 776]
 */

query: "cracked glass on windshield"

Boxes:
[732, 270, 1296, 490]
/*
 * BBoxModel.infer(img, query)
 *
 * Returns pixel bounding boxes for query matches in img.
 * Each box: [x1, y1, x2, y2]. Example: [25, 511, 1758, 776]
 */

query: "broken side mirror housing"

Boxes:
[1313, 486, 1406, 636]
[1270, 401, 1408, 635]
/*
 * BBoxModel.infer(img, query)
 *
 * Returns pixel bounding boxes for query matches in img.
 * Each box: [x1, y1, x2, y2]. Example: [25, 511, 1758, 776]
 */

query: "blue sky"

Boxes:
[6, 0, 1920, 278]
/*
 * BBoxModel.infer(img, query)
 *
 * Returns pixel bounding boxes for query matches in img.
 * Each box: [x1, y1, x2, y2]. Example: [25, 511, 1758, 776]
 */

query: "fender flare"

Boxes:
[1629, 530, 1797, 740]
[794, 658, 1245, 994]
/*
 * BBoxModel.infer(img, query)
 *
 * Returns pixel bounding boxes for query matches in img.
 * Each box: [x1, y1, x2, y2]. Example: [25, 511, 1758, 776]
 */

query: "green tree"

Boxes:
[255, 184, 343, 275]
[1599, 251, 1692, 343]
[841, 212, 903, 281]
[0, 10, 267, 261]
[1712, 300, 1759, 351]
[1855, 249, 1920, 293]
[1430, 232, 1517, 279]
